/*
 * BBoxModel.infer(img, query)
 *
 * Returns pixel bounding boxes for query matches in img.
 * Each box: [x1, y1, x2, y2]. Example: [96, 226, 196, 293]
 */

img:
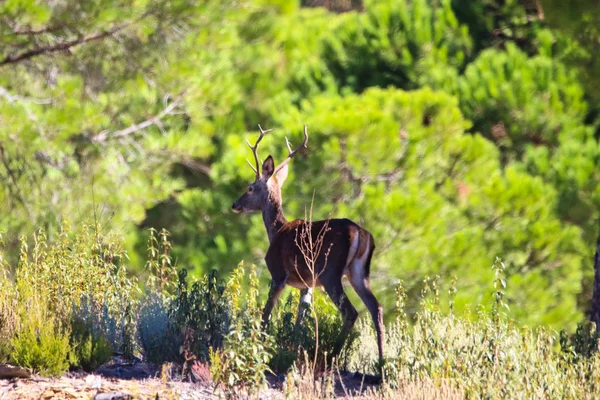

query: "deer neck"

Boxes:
[262, 186, 287, 243]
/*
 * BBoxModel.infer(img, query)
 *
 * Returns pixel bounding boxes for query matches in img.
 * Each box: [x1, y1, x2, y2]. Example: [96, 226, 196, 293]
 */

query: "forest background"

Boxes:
[1, 0, 599, 331]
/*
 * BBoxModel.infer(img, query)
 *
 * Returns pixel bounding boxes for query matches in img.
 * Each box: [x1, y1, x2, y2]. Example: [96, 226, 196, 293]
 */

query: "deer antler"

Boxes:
[274, 125, 309, 174]
[246, 124, 273, 179]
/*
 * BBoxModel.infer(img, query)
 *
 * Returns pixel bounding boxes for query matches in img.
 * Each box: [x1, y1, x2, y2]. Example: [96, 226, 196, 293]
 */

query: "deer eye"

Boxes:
[247, 186, 253, 194]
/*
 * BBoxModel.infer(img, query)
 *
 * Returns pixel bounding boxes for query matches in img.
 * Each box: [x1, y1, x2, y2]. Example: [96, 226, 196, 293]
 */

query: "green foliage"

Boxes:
[0, 278, 17, 363]
[541, 0, 600, 107]
[137, 227, 182, 364]
[9, 296, 72, 377]
[145, 228, 178, 294]
[451, 0, 545, 55]
[210, 263, 273, 398]
[14, 224, 139, 358]
[268, 292, 312, 373]
[447, 43, 587, 158]
[322, 0, 472, 92]
[171, 268, 231, 362]
[137, 291, 182, 364]
[70, 319, 113, 372]
[347, 274, 600, 399]
[274, 87, 585, 329]
[16, 224, 137, 323]
[268, 290, 357, 373]
[72, 295, 139, 360]
[0, 224, 144, 373]
[1, 0, 599, 364]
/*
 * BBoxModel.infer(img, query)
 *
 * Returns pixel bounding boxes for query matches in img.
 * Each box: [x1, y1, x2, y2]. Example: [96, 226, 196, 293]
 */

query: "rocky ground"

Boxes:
[0, 361, 381, 399]
[0, 361, 220, 400]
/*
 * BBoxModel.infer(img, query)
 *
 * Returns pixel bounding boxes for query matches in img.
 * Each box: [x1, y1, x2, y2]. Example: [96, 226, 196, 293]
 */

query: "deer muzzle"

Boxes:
[232, 201, 243, 213]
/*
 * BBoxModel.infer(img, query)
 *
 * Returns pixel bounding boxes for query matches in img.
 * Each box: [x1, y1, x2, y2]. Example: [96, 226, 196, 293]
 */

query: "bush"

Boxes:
[137, 291, 181, 364]
[268, 292, 310, 373]
[10, 296, 72, 377]
[171, 268, 231, 363]
[70, 318, 113, 372]
[0, 277, 18, 363]
[16, 225, 137, 325]
[72, 295, 139, 360]
[210, 263, 273, 398]
[0, 225, 142, 374]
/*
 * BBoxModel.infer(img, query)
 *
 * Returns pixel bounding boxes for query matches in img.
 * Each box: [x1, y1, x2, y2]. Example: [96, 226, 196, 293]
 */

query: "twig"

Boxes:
[0, 86, 52, 105]
[90, 94, 184, 143]
[293, 192, 333, 370]
[156, 149, 212, 175]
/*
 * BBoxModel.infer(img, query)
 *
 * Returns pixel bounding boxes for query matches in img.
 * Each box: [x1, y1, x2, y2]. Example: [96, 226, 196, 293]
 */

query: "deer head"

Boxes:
[232, 125, 308, 214]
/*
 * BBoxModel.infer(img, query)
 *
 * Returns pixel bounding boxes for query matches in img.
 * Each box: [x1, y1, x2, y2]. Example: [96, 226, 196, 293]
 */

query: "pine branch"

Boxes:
[0, 21, 131, 66]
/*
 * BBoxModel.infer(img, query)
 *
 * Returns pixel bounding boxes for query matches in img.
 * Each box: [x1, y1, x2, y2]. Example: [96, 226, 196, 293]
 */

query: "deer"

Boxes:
[231, 125, 384, 362]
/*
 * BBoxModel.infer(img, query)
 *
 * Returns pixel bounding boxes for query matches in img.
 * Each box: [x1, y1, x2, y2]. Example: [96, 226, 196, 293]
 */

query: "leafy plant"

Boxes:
[16, 224, 138, 327]
[345, 263, 600, 399]
[137, 291, 181, 364]
[171, 268, 231, 363]
[10, 296, 72, 377]
[0, 280, 18, 363]
[210, 263, 273, 398]
[70, 318, 113, 372]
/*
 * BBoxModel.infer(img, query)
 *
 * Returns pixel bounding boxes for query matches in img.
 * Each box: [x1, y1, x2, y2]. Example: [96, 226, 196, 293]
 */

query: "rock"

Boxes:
[96, 361, 157, 380]
[94, 391, 131, 400]
[0, 364, 31, 379]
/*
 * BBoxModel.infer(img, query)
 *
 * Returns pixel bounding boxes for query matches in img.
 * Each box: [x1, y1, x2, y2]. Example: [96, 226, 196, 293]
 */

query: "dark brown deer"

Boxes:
[232, 125, 384, 361]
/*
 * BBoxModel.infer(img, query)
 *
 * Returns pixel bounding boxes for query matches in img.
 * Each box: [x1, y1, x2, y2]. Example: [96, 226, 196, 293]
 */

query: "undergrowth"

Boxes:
[2, 226, 600, 399]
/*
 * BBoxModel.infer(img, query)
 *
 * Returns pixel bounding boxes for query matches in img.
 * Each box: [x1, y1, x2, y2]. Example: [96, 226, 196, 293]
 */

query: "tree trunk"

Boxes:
[590, 222, 600, 328]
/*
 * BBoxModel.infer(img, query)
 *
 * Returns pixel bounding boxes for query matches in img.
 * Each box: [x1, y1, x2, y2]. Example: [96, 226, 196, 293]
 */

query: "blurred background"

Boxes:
[1, 0, 599, 330]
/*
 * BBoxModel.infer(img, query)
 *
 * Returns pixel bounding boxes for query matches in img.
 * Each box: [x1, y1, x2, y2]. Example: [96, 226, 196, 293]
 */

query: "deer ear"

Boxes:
[274, 163, 288, 186]
[262, 155, 275, 181]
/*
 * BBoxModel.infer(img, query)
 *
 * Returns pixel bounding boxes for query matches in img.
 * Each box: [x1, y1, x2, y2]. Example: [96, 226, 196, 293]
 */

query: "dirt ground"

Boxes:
[0, 361, 381, 399]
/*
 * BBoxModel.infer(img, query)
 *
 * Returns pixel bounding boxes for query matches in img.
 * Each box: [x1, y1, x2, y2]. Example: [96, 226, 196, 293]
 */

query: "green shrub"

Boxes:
[171, 268, 231, 362]
[10, 297, 72, 377]
[145, 228, 178, 295]
[210, 263, 273, 398]
[72, 295, 139, 360]
[0, 260, 18, 362]
[137, 228, 182, 364]
[70, 319, 113, 371]
[16, 225, 137, 325]
[268, 292, 311, 373]
[137, 291, 181, 364]
[0, 287, 18, 363]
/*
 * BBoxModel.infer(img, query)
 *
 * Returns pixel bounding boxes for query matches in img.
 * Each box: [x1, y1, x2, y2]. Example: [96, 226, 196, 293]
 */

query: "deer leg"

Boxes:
[349, 273, 384, 362]
[323, 280, 358, 357]
[262, 279, 286, 329]
[295, 287, 313, 328]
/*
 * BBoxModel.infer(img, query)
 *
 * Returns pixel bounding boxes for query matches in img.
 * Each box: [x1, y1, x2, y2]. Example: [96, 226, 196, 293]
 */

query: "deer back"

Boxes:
[265, 218, 367, 289]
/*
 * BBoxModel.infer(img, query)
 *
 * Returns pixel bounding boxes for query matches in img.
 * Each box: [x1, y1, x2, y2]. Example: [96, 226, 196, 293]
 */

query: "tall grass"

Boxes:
[342, 262, 600, 398]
